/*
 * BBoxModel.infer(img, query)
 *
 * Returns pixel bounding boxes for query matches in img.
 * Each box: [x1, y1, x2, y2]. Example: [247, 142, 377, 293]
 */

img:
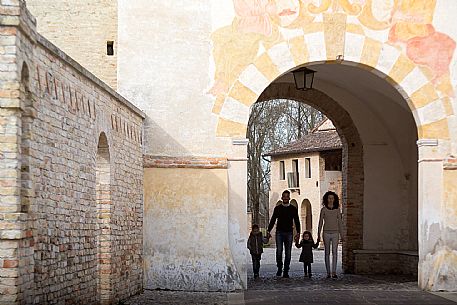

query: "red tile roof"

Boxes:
[265, 130, 342, 157]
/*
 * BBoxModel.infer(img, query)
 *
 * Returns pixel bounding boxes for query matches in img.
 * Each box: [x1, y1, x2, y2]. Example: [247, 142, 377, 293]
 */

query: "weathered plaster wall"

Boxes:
[117, 0, 248, 292]
[116, 0, 457, 291]
[143, 167, 243, 291]
[26, 0, 118, 89]
[418, 145, 457, 291]
[0, 2, 144, 303]
[227, 156, 248, 289]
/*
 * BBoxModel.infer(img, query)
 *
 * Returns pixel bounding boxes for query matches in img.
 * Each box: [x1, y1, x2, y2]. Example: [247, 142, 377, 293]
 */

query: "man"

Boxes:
[267, 190, 300, 278]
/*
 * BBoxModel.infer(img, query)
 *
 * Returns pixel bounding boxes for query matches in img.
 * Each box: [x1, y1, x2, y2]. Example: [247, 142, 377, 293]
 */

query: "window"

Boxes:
[323, 152, 342, 171]
[305, 158, 311, 178]
[107, 41, 114, 56]
[279, 161, 285, 180]
[292, 159, 299, 187]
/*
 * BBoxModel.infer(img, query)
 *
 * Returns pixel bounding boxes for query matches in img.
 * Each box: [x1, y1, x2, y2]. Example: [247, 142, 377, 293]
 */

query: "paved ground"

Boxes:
[124, 247, 457, 305]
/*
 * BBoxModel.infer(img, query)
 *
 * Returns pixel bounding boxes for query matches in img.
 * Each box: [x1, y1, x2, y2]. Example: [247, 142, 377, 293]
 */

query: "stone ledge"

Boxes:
[444, 157, 457, 170]
[353, 249, 418, 256]
[144, 155, 228, 169]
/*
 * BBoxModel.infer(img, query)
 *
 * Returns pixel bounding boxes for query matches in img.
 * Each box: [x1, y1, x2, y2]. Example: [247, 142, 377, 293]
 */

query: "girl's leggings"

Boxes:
[303, 262, 311, 274]
[323, 232, 339, 274]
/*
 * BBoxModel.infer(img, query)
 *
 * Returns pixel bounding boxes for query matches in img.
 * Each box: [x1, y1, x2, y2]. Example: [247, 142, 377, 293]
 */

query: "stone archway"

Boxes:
[211, 30, 455, 289]
[96, 133, 112, 304]
[214, 38, 451, 141]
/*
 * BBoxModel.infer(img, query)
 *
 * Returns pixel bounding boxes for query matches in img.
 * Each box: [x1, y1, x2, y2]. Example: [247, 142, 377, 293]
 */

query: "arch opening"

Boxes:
[96, 133, 112, 304]
[301, 199, 312, 232]
[245, 63, 418, 279]
[20, 63, 34, 213]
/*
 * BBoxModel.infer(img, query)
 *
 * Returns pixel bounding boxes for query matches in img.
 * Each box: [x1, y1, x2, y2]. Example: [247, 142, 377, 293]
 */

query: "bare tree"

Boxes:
[247, 99, 325, 229]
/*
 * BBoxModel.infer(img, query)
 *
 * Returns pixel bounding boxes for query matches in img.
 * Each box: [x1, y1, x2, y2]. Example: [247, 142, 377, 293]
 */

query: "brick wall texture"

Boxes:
[0, 1, 143, 304]
[143, 155, 228, 169]
[354, 252, 418, 276]
[25, 0, 118, 89]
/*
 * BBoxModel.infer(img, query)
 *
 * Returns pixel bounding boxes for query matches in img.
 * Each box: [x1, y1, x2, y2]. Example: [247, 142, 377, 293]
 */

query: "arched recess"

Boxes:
[301, 199, 312, 232]
[20, 62, 35, 213]
[255, 84, 363, 273]
[19, 61, 36, 304]
[96, 132, 112, 304]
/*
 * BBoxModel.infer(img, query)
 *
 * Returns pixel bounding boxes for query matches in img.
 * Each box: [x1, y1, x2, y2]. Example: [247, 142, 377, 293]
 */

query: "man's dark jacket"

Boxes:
[268, 203, 300, 233]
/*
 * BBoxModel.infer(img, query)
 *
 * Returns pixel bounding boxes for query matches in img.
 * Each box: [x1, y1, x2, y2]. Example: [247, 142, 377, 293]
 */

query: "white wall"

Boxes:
[117, 0, 232, 157]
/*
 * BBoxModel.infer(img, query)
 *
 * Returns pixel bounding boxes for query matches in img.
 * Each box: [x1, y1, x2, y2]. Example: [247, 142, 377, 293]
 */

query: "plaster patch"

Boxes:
[444, 170, 457, 230]
[421, 248, 457, 291]
[220, 97, 250, 124]
[144, 168, 244, 291]
[447, 116, 457, 155]
[344, 33, 365, 63]
[364, 28, 390, 42]
[279, 27, 304, 40]
[375, 44, 401, 76]
[304, 32, 326, 62]
[416, 99, 447, 126]
[238, 64, 270, 96]
[452, 100, 457, 118]
[267, 42, 295, 74]
[400, 67, 430, 97]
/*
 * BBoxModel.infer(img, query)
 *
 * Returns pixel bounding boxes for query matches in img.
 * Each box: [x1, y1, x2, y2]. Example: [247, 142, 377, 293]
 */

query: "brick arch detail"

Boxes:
[96, 132, 112, 304]
[215, 33, 449, 140]
[257, 83, 363, 272]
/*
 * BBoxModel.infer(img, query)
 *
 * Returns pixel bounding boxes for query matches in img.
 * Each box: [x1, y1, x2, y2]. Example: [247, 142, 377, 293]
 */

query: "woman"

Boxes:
[317, 191, 343, 279]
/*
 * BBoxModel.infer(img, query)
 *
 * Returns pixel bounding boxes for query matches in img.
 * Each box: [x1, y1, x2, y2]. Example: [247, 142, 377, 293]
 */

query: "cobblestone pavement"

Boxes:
[125, 247, 457, 305]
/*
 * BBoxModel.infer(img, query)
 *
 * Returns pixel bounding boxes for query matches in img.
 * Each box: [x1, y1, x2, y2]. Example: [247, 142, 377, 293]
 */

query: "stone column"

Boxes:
[0, 3, 34, 303]
[417, 139, 457, 291]
[227, 139, 248, 289]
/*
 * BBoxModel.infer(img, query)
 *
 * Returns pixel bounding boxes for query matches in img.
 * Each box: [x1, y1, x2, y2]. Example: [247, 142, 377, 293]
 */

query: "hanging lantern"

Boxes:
[292, 67, 315, 90]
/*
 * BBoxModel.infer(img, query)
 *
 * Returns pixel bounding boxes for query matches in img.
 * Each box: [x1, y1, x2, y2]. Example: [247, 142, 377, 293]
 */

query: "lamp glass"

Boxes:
[293, 67, 315, 90]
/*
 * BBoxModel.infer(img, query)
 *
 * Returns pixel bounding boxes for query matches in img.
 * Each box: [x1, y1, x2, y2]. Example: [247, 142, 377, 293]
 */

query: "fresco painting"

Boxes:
[209, 0, 456, 115]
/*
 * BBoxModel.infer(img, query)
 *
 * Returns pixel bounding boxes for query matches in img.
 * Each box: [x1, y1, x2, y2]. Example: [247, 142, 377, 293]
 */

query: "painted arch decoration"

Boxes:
[208, 0, 456, 140]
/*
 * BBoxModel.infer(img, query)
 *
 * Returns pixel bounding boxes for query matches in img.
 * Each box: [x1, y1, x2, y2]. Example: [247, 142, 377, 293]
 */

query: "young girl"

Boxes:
[295, 231, 319, 278]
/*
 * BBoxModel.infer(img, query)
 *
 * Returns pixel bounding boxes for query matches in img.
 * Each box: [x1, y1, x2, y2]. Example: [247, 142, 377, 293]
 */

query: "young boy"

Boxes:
[247, 224, 269, 278]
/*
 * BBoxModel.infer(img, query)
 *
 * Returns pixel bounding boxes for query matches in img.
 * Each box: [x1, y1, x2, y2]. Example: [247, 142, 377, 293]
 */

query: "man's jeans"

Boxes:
[275, 231, 293, 272]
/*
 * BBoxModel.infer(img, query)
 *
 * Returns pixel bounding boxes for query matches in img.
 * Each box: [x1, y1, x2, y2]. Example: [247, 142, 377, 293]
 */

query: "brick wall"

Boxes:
[26, 0, 118, 89]
[354, 250, 418, 276]
[143, 155, 228, 169]
[0, 1, 144, 304]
